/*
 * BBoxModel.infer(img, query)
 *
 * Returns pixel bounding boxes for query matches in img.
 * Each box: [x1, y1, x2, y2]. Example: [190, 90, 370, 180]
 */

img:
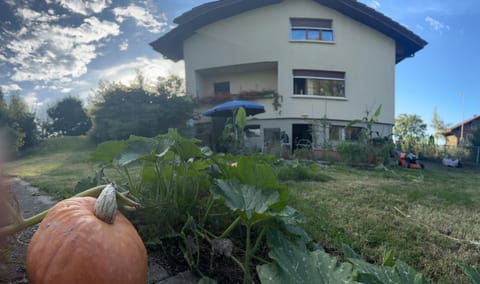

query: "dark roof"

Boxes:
[442, 116, 480, 136]
[150, 0, 427, 63]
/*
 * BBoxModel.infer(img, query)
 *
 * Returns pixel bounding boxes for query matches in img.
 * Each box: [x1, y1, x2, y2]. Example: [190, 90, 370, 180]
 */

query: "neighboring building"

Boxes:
[151, 0, 427, 151]
[443, 116, 480, 146]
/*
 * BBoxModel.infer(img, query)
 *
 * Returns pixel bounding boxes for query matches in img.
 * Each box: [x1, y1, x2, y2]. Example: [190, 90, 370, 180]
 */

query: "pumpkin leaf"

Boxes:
[459, 263, 480, 284]
[215, 156, 289, 212]
[348, 257, 428, 284]
[212, 179, 280, 223]
[257, 232, 358, 284]
[161, 128, 203, 161]
[115, 136, 159, 167]
[198, 276, 217, 284]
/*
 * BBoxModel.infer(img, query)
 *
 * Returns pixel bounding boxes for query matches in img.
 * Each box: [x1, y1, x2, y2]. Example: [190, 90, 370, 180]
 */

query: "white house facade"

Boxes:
[151, 0, 426, 151]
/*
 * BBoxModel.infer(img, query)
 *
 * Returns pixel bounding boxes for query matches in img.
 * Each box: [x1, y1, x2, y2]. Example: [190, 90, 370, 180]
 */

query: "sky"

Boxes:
[0, 0, 478, 134]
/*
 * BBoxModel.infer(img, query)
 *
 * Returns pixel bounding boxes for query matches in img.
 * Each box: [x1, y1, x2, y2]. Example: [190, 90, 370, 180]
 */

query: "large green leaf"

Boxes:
[459, 264, 480, 284]
[215, 156, 289, 211]
[115, 136, 159, 167]
[257, 233, 357, 284]
[212, 179, 279, 223]
[349, 258, 428, 284]
[162, 128, 203, 161]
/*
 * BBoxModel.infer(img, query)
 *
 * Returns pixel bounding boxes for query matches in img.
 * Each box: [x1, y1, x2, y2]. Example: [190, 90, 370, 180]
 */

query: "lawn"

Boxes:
[4, 136, 480, 282]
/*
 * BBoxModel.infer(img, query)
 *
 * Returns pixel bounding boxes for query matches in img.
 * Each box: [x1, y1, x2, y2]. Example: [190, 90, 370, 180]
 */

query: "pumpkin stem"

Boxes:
[94, 184, 118, 224]
[0, 184, 140, 236]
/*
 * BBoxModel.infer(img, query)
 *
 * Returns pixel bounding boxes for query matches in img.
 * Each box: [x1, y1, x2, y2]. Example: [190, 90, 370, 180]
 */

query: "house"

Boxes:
[151, 0, 427, 151]
[442, 116, 480, 146]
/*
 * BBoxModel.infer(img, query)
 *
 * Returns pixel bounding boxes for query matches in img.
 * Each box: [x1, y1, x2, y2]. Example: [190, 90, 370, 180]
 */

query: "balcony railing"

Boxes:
[197, 89, 281, 110]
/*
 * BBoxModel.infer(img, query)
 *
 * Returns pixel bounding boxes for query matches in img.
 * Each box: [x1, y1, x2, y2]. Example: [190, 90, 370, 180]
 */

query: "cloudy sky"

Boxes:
[0, 0, 479, 131]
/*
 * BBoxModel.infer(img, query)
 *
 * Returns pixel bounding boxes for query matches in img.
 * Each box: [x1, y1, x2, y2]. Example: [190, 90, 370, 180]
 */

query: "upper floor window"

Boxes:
[214, 81, 230, 96]
[293, 70, 345, 97]
[290, 18, 333, 42]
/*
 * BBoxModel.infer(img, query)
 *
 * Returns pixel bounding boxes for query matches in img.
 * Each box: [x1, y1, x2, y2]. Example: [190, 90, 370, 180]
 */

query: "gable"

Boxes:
[151, 0, 427, 63]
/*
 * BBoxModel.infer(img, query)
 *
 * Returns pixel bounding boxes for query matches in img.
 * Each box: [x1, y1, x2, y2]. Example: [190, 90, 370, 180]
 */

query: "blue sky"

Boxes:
[0, 0, 478, 134]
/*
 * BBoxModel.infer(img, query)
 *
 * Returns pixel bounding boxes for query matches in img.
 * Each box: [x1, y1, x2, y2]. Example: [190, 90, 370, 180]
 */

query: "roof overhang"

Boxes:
[150, 0, 427, 63]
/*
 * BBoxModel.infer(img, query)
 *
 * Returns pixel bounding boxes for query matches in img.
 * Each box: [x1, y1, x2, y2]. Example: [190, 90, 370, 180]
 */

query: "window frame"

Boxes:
[292, 70, 345, 98]
[290, 18, 334, 43]
[214, 81, 230, 96]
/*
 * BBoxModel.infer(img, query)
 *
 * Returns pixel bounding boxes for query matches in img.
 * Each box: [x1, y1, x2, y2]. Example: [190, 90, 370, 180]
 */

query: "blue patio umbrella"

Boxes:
[203, 100, 265, 117]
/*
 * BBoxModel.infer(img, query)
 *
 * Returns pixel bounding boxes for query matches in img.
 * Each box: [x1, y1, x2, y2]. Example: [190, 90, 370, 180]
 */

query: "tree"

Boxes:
[0, 92, 38, 153]
[47, 96, 92, 136]
[89, 75, 195, 143]
[393, 114, 427, 152]
[431, 106, 446, 139]
[156, 75, 185, 97]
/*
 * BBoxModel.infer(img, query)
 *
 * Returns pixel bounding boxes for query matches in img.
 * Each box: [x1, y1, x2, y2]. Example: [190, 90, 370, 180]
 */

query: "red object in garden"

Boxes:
[397, 151, 424, 169]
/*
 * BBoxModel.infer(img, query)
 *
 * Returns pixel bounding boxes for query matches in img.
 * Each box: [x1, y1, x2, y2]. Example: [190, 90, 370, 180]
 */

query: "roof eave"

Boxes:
[151, 0, 427, 62]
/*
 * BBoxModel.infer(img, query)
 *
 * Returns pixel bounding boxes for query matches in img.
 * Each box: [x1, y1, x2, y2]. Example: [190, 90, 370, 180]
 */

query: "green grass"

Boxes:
[288, 165, 480, 283]
[5, 136, 104, 198]
[5, 137, 480, 282]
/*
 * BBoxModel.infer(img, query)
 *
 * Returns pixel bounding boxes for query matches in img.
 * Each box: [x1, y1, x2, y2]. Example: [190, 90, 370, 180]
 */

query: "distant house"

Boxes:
[151, 0, 426, 150]
[442, 116, 480, 146]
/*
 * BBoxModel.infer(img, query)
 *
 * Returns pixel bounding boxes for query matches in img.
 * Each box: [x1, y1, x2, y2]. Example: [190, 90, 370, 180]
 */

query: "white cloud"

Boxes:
[7, 16, 120, 82]
[366, 0, 381, 9]
[113, 5, 167, 33]
[17, 7, 63, 22]
[119, 40, 129, 51]
[91, 57, 184, 86]
[1, 84, 22, 92]
[23, 92, 44, 112]
[45, 0, 112, 16]
[425, 16, 450, 32]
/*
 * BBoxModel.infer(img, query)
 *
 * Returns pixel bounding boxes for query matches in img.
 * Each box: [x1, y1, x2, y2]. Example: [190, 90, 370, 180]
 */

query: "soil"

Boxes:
[0, 178, 198, 284]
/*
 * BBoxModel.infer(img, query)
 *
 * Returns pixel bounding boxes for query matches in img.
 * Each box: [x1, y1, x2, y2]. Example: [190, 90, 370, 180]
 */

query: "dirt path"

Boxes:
[1, 178, 55, 283]
[0, 178, 197, 284]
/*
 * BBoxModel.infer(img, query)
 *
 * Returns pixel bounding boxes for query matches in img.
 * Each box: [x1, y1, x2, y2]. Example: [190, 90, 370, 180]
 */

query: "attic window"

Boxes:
[290, 18, 333, 42]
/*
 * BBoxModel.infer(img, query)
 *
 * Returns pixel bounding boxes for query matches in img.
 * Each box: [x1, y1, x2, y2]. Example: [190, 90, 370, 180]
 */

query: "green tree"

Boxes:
[156, 75, 185, 97]
[89, 75, 195, 143]
[47, 96, 92, 136]
[431, 106, 446, 139]
[0, 92, 38, 153]
[393, 114, 427, 152]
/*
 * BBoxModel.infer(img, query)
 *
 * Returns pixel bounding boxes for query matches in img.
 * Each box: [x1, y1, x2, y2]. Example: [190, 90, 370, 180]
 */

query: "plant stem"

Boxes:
[251, 227, 266, 255]
[0, 185, 140, 237]
[220, 216, 241, 239]
[201, 194, 215, 226]
[123, 167, 136, 196]
[243, 223, 252, 284]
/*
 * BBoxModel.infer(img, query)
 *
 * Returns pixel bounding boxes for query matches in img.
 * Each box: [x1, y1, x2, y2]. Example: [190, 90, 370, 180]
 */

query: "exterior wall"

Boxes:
[200, 68, 277, 97]
[184, 0, 396, 126]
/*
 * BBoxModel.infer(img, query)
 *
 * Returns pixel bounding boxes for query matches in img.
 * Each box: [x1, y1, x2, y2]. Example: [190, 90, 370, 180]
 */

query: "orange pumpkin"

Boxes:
[26, 187, 147, 284]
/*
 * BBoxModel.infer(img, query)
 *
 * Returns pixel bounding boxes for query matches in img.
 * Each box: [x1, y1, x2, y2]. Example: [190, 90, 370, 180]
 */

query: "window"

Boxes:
[290, 18, 333, 42]
[345, 127, 363, 140]
[329, 126, 342, 141]
[214, 81, 230, 96]
[293, 70, 345, 97]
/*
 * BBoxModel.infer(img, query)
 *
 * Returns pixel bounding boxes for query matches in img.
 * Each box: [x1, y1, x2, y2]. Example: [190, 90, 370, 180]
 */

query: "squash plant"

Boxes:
[85, 129, 435, 283]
